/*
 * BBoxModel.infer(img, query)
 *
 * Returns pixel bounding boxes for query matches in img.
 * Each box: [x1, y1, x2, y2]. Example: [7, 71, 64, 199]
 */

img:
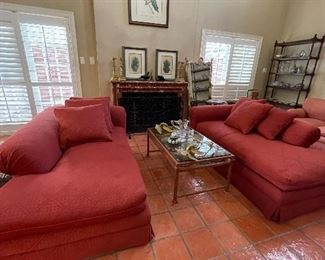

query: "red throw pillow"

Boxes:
[231, 97, 266, 113]
[65, 98, 113, 132]
[225, 102, 272, 134]
[257, 108, 295, 140]
[70, 96, 111, 102]
[54, 105, 112, 149]
[281, 120, 321, 148]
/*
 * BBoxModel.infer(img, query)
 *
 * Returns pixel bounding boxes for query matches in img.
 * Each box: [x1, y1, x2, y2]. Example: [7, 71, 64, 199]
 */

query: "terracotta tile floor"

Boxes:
[97, 133, 325, 259]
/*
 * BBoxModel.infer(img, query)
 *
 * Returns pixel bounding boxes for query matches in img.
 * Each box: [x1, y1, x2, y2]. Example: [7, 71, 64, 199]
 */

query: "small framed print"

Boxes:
[128, 0, 169, 28]
[122, 46, 147, 80]
[156, 49, 178, 81]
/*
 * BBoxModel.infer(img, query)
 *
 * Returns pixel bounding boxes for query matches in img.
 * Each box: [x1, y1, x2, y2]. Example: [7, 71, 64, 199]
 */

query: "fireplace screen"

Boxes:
[119, 92, 181, 133]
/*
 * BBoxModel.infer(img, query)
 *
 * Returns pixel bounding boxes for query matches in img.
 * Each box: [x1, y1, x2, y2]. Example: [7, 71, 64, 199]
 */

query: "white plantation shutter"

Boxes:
[0, 10, 33, 128]
[0, 6, 81, 133]
[201, 30, 262, 100]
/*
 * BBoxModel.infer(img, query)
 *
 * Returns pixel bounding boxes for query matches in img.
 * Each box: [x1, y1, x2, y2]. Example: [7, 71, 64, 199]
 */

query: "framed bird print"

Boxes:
[156, 49, 178, 81]
[128, 0, 169, 28]
[122, 46, 147, 80]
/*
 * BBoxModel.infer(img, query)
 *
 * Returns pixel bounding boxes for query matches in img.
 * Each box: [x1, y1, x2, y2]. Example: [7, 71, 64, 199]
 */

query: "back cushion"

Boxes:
[65, 98, 113, 132]
[225, 102, 272, 134]
[231, 97, 266, 113]
[281, 120, 321, 148]
[303, 98, 325, 121]
[0, 107, 62, 175]
[257, 108, 295, 140]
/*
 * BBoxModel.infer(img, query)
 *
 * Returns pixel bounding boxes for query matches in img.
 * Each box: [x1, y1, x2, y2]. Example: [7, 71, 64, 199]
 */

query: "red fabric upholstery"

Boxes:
[189, 105, 232, 129]
[231, 97, 266, 113]
[0, 107, 62, 176]
[0, 126, 147, 241]
[287, 108, 306, 118]
[65, 98, 113, 132]
[70, 96, 111, 103]
[257, 107, 295, 140]
[197, 121, 325, 191]
[191, 104, 325, 221]
[295, 117, 325, 128]
[225, 102, 272, 134]
[303, 97, 325, 121]
[320, 126, 325, 137]
[54, 105, 112, 149]
[281, 120, 321, 148]
[110, 105, 127, 129]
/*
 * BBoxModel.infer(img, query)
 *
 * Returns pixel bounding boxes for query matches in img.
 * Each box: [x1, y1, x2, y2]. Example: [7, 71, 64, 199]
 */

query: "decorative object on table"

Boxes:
[264, 34, 325, 108]
[187, 58, 212, 106]
[176, 61, 186, 82]
[128, 0, 169, 28]
[156, 49, 178, 81]
[122, 46, 147, 80]
[0, 172, 12, 188]
[118, 57, 126, 80]
[111, 57, 119, 80]
[155, 122, 173, 135]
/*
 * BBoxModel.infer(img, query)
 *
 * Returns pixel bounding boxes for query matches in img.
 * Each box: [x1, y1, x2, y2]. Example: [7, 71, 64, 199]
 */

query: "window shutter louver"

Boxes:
[0, 12, 33, 125]
[20, 18, 74, 113]
[200, 29, 262, 100]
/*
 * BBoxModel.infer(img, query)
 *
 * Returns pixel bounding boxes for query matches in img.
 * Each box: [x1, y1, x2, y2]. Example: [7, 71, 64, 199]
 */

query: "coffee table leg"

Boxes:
[172, 169, 179, 204]
[146, 130, 150, 157]
[225, 160, 233, 192]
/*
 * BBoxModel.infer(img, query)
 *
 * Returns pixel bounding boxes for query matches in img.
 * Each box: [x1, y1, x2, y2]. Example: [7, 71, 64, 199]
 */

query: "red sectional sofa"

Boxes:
[190, 105, 325, 222]
[0, 106, 153, 260]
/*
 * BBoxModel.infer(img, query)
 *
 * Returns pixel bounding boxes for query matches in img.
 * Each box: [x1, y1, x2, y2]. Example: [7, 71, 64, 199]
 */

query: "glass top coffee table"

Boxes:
[146, 127, 235, 204]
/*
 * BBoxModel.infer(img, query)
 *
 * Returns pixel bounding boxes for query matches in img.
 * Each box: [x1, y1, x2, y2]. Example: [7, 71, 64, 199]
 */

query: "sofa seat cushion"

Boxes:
[0, 127, 147, 241]
[196, 121, 325, 191]
[295, 117, 325, 127]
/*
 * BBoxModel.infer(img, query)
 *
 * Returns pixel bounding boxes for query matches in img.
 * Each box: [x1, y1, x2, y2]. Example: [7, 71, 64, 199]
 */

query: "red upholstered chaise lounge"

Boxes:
[190, 104, 325, 222]
[0, 106, 153, 260]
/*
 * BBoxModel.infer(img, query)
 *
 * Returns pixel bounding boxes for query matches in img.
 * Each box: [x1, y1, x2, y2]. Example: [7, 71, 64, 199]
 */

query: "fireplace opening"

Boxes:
[119, 92, 181, 133]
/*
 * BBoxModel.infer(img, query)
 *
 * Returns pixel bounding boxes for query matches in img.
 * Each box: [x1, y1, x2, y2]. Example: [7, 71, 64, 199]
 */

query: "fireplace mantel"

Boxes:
[111, 80, 188, 117]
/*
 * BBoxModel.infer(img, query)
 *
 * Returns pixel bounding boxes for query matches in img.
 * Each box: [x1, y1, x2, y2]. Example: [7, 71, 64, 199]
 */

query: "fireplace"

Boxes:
[119, 92, 180, 133]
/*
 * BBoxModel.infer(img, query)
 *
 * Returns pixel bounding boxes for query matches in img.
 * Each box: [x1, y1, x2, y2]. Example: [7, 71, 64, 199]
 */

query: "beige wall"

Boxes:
[281, 0, 325, 99]
[1, 0, 100, 97]
[94, 0, 289, 97]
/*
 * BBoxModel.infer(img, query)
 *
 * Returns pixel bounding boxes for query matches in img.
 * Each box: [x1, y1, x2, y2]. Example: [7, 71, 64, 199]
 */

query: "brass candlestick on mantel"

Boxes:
[111, 57, 119, 81]
[118, 57, 126, 81]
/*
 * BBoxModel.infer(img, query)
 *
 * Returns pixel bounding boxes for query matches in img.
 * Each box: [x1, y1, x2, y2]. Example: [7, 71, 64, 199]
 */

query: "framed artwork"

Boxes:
[122, 46, 147, 80]
[156, 49, 178, 81]
[128, 0, 169, 28]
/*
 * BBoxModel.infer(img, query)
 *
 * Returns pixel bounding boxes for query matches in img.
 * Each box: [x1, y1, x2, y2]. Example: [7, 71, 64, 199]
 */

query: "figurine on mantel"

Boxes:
[176, 61, 186, 82]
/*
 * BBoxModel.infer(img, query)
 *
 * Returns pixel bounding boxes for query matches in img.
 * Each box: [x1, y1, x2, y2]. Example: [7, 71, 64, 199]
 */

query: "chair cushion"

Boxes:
[320, 126, 325, 137]
[65, 97, 113, 132]
[54, 105, 112, 149]
[281, 120, 321, 148]
[0, 127, 147, 241]
[196, 121, 325, 191]
[225, 102, 272, 134]
[257, 108, 295, 140]
[0, 108, 62, 176]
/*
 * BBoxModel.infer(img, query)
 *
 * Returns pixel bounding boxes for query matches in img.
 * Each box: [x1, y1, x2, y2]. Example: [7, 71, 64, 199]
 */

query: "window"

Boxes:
[200, 29, 262, 100]
[0, 5, 81, 133]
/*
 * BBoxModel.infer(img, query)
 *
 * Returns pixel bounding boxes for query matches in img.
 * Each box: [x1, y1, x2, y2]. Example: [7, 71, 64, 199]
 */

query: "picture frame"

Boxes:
[128, 0, 169, 28]
[122, 46, 147, 80]
[156, 49, 178, 81]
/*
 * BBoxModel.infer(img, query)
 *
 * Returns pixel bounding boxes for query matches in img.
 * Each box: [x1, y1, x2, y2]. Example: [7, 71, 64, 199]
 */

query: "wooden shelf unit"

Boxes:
[264, 34, 324, 108]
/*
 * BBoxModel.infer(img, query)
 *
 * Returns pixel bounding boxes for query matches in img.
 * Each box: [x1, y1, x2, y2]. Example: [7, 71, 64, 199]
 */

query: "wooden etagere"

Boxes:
[264, 34, 324, 108]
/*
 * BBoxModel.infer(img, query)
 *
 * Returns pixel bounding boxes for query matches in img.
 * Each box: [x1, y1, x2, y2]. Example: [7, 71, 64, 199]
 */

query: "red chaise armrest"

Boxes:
[287, 108, 307, 118]
[110, 105, 127, 129]
[189, 105, 232, 129]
